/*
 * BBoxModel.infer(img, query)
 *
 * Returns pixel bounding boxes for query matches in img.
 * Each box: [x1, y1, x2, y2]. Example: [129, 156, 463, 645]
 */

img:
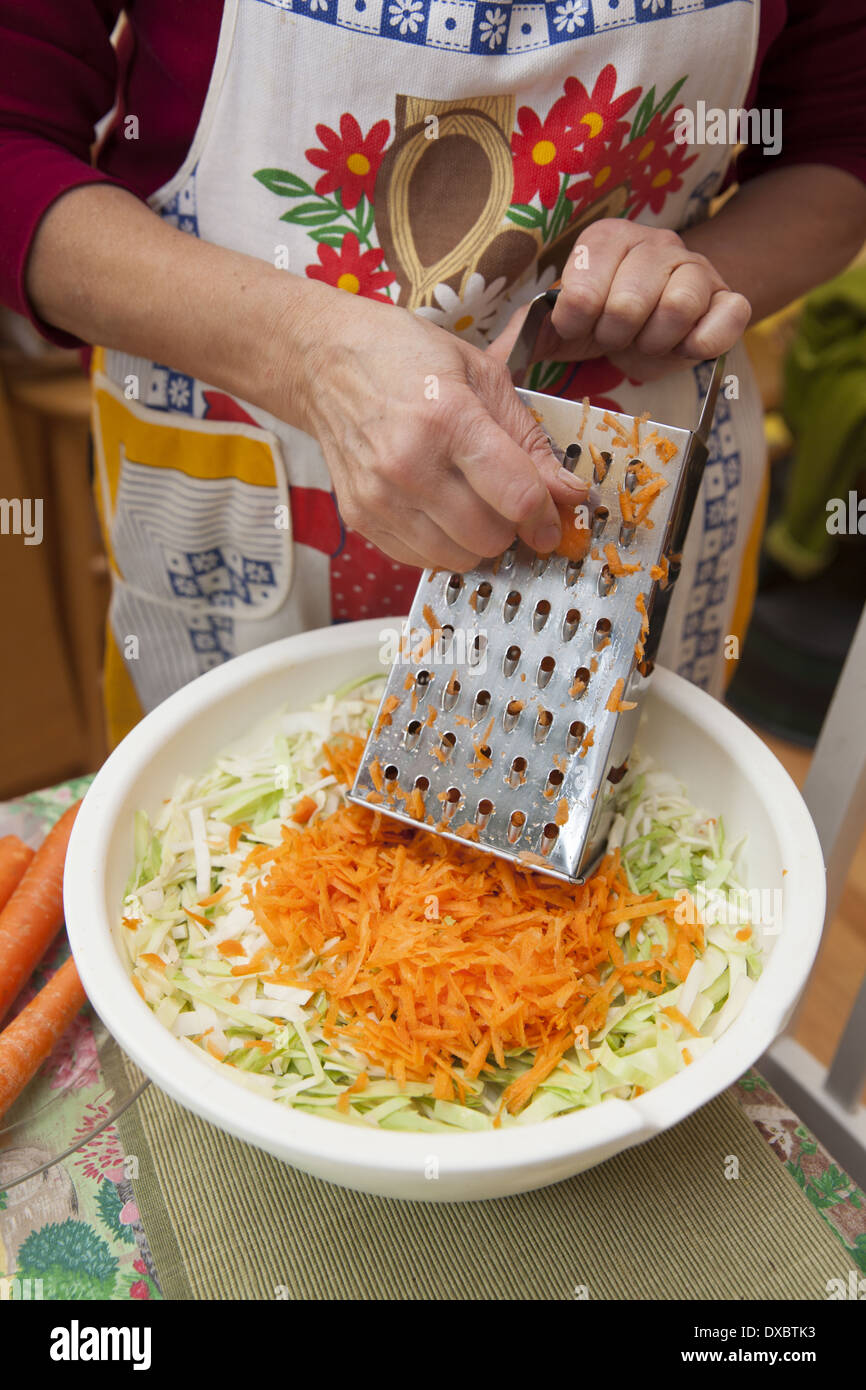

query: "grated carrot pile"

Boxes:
[244, 738, 702, 1114]
[606, 677, 638, 713]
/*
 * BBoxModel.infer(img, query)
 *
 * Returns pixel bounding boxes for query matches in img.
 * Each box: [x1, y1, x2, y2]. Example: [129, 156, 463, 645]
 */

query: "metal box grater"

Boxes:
[348, 291, 725, 883]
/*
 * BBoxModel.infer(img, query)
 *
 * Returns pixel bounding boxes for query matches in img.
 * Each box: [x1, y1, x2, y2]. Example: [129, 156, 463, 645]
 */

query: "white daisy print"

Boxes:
[303, 0, 329, 10]
[642, 0, 666, 12]
[416, 273, 508, 345]
[484, 263, 558, 343]
[553, 0, 588, 33]
[388, 0, 424, 35]
[478, 7, 507, 48]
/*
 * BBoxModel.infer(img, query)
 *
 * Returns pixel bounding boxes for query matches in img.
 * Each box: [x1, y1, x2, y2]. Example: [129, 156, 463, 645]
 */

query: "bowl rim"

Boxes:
[64, 618, 826, 1181]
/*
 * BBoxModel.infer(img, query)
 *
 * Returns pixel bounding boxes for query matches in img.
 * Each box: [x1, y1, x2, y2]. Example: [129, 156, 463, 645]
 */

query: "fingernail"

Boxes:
[534, 522, 561, 554]
[558, 467, 589, 493]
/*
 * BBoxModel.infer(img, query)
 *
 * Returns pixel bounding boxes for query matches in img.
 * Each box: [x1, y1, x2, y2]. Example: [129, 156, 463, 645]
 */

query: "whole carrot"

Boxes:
[0, 835, 34, 912]
[0, 800, 80, 1020]
[0, 956, 87, 1119]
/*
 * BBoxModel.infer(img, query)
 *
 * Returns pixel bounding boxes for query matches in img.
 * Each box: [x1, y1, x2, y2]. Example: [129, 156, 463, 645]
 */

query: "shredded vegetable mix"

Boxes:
[120, 677, 762, 1131]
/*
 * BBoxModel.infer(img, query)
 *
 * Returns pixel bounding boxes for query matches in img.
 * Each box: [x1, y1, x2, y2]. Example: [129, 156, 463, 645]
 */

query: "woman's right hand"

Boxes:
[285, 285, 589, 572]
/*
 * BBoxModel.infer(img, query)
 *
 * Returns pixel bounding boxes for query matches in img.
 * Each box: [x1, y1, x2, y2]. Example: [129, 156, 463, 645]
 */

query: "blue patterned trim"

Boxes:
[252, 0, 749, 54]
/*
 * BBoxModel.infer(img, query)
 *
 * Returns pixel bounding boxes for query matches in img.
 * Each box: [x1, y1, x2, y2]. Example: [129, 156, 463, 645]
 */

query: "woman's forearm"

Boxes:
[25, 183, 325, 428]
[682, 164, 866, 323]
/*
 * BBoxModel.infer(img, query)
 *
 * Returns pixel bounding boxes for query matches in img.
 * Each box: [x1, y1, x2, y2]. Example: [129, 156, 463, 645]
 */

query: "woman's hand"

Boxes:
[489, 219, 751, 383]
[292, 287, 589, 571]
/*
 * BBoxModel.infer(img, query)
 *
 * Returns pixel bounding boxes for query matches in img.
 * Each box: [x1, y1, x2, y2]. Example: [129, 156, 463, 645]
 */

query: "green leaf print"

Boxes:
[17, 1219, 118, 1300]
[630, 86, 657, 141]
[280, 201, 342, 227]
[253, 168, 314, 198]
[655, 75, 688, 120]
[506, 204, 547, 230]
[96, 1181, 136, 1246]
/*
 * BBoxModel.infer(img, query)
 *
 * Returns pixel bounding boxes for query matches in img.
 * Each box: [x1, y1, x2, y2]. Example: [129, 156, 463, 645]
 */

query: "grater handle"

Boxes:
[506, 288, 562, 384]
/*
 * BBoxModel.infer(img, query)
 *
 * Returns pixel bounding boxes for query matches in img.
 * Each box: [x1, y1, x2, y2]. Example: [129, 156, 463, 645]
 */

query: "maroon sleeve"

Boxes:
[738, 0, 866, 189]
[0, 2, 138, 344]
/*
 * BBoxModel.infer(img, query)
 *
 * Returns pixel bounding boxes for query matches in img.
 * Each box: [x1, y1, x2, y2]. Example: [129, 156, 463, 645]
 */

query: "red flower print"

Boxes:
[627, 110, 698, 217]
[551, 65, 640, 153]
[306, 114, 390, 210]
[130, 1280, 150, 1300]
[306, 233, 395, 303]
[511, 105, 585, 209]
[133, 1258, 147, 1275]
[553, 357, 635, 410]
[565, 131, 636, 211]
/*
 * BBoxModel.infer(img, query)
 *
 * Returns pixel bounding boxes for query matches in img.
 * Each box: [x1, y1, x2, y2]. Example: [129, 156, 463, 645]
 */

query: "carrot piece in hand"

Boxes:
[0, 956, 87, 1118]
[0, 835, 35, 912]
[551, 501, 591, 562]
[0, 800, 81, 1020]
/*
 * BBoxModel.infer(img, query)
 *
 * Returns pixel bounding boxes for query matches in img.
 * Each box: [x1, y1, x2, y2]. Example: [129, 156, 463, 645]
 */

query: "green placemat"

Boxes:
[115, 1063, 855, 1300]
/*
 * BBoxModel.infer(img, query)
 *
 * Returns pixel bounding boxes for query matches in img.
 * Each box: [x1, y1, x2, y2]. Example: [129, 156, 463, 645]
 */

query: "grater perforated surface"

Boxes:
[349, 395, 697, 884]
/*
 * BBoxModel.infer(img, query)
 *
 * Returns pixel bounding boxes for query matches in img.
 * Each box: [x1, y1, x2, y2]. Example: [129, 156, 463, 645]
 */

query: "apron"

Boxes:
[93, 0, 765, 745]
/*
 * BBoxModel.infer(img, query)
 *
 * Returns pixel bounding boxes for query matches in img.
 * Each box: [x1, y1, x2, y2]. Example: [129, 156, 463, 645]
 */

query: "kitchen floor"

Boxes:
[759, 730, 866, 1097]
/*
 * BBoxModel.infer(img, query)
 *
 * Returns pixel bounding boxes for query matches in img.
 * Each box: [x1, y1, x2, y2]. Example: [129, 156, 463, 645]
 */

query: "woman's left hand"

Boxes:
[488, 218, 751, 382]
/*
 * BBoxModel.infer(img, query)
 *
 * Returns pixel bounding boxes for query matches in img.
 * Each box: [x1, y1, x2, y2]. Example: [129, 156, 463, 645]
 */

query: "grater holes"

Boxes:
[540, 823, 559, 855]
[475, 798, 494, 829]
[593, 450, 612, 484]
[619, 523, 636, 547]
[536, 655, 556, 689]
[441, 676, 461, 711]
[533, 599, 551, 632]
[567, 720, 586, 753]
[413, 775, 429, 792]
[562, 608, 581, 641]
[472, 580, 492, 614]
[508, 756, 527, 788]
[544, 768, 565, 799]
[471, 689, 491, 722]
[415, 669, 432, 700]
[500, 541, 518, 571]
[445, 573, 463, 605]
[534, 708, 553, 743]
[570, 667, 590, 698]
[441, 786, 462, 822]
[531, 553, 550, 577]
[404, 719, 423, 750]
[598, 564, 616, 597]
[625, 459, 642, 492]
[503, 644, 521, 677]
[593, 618, 612, 651]
[383, 765, 400, 792]
[564, 442, 582, 472]
[503, 589, 522, 622]
[507, 810, 526, 844]
[438, 623, 455, 652]
[503, 698, 524, 732]
[438, 731, 456, 762]
[469, 633, 487, 667]
[591, 505, 609, 540]
[565, 559, 584, 586]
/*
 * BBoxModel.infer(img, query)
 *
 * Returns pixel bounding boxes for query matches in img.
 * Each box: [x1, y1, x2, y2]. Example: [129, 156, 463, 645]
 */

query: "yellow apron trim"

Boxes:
[91, 373, 279, 522]
[724, 461, 770, 690]
[103, 622, 146, 749]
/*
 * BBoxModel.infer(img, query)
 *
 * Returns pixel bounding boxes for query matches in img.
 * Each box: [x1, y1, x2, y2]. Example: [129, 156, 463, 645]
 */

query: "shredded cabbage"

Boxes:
[120, 678, 762, 1131]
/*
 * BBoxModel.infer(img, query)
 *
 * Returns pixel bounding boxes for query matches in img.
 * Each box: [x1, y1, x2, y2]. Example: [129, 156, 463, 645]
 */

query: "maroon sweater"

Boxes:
[2, 1, 866, 345]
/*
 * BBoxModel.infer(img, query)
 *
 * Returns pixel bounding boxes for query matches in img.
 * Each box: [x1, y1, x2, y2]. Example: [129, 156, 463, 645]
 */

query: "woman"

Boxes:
[2, 1, 865, 743]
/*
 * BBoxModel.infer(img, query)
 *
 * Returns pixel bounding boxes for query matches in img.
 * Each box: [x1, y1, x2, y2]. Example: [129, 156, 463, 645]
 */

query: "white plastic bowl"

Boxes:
[64, 619, 825, 1201]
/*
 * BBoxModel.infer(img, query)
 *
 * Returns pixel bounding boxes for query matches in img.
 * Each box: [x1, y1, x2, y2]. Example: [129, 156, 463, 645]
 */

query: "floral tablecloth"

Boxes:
[1, 781, 863, 1300]
[0, 778, 161, 1302]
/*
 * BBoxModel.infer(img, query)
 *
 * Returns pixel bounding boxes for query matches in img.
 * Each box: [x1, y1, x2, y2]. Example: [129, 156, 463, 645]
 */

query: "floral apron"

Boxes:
[92, 0, 764, 745]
